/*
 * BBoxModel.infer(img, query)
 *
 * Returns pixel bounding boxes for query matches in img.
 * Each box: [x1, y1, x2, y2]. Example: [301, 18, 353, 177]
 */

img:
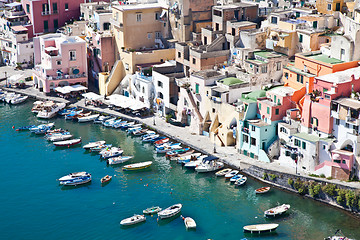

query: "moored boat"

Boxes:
[10, 95, 28, 104]
[215, 168, 232, 177]
[169, 150, 195, 160]
[229, 174, 243, 183]
[176, 153, 202, 164]
[143, 206, 162, 215]
[158, 204, 182, 219]
[47, 132, 73, 142]
[264, 204, 290, 217]
[165, 147, 190, 158]
[107, 156, 133, 165]
[58, 107, 77, 116]
[78, 114, 100, 123]
[255, 187, 271, 194]
[15, 125, 36, 131]
[83, 140, 106, 149]
[37, 102, 66, 119]
[243, 223, 279, 233]
[234, 176, 247, 186]
[64, 110, 83, 120]
[120, 214, 146, 226]
[325, 230, 354, 240]
[181, 215, 196, 229]
[58, 172, 91, 186]
[53, 138, 82, 147]
[224, 170, 239, 179]
[93, 115, 111, 124]
[90, 144, 112, 152]
[123, 161, 152, 171]
[100, 175, 112, 184]
[154, 137, 169, 145]
[100, 147, 123, 159]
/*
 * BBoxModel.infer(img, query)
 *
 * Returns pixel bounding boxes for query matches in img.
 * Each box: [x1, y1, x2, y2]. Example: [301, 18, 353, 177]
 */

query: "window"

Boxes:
[299, 34, 303, 43]
[53, 19, 58, 29]
[336, 2, 340, 11]
[335, 119, 340, 125]
[213, 10, 222, 17]
[103, 22, 110, 30]
[65, 3, 68, 11]
[274, 95, 276, 103]
[295, 139, 301, 147]
[311, 117, 318, 126]
[271, 16, 277, 24]
[142, 87, 145, 93]
[323, 145, 326, 150]
[147, 33, 152, 39]
[280, 127, 287, 134]
[261, 66, 267, 73]
[244, 135, 249, 143]
[43, 20, 48, 32]
[302, 141, 306, 150]
[346, 123, 350, 128]
[313, 21, 317, 29]
[155, 12, 159, 20]
[212, 108, 215, 113]
[267, 107, 270, 114]
[259, 103, 261, 110]
[69, 50, 76, 61]
[178, 52, 181, 58]
[53, 3, 57, 13]
[328, 4, 332, 11]
[251, 137, 256, 146]
[251, 126, 255, 131]
[57, 60, 61, 65]
[26, 4, 30, 13]
[275, 109, 279, 115]
[325, 94, 330, 100]
[158, 92, 163, 99]
[157, 81, 163, 88]
[284, 72, 288, 79]
[353, 125, 359, 131]
[276, 62, 281, 71]
[192, 58, 196, 64]
[195, 84, 199, 94]
[136, 13, 142, 22]
[155, 32, 161, 39]
[297, 74, 303, 83]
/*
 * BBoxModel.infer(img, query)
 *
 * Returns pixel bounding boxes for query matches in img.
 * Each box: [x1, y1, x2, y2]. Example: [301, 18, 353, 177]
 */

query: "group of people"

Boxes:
[85, 99, 103, 107]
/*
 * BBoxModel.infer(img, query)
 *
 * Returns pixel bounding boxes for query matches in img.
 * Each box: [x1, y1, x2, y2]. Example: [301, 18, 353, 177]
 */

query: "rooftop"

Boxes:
[240, 90, 266, 103]
[192, 70, 223, 80]
[267, 86, 295, 97]
[218, 77, 244, 86]
[213, 2, 255, 10]
[228, 21, 257, 27]
[284, 65, 316, 78]
[254, 50, 283, 59]
[316, 66, 360, 84]
[294, 132, 333, 143]
[301, 52, 344, 64]
[113, 3, 165, 11]
[248, 119, 270, 127]
[334, 97, 360, 110]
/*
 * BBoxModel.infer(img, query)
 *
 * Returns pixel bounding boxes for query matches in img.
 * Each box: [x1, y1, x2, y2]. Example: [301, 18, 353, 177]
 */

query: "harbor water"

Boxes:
[1, 101, 360, 240]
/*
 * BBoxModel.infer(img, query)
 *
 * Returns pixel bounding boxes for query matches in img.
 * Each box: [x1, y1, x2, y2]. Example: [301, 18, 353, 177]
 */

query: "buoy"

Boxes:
[146, 184, 149, 187]
[12, 126, 15, 129]
[140, 178, 142, 181]
[113, 202, 115, 205]
[170, 192, 172, 194]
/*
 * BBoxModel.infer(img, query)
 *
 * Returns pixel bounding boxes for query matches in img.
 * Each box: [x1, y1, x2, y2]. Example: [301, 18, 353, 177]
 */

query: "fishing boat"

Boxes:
[156, 144, 182, 153]
[53, 138, 82, 147]
[264, 204, 290, 217]
[176, 153, 202, 164]
[123, 161, 152, 171]
[93, 115, 111, 124]
[90, 144, 112, 152]
[58, 107, 77, 116]
[120, 121, 136, 129]
[181, 215, 196, 229]
[158, 204, 182, 219]
[142, 134, 159, 142]
[170, 150, 195, 161]
[72, 111, 91, 121]
[4, 93, 21, 103]
[78, 114, 100, 123]
[143, 206, 162, 215]
[126, 125, 143, 133]
[31, 101, 45, 113]
[234, 176, 247, 186]
[148, 136, 166, 143]
[47, 132, 73, 142]
[215, 168, 232, 177]
[120, 214, 146, 226]
[37, 102, 66, 119]
[100, 175, 112, 184]
[243, 223, 279, 233]
[229, 174, 243, 183]
[15, 125, 36, 131]
[29, 123, 55, 133]
[325, 230, 354, 240]
[225, 170, 239, 179]
[102, 117, 118, 127]
[58, 172, 91, 186]
[10, 95, 28, 104]
[255, 187, 271, 194]
[154, 137, 169, 145]
[100, 147, 123, 159]
[113, 120, 128, 129]
[83, 141, 106, 150]
[165, 148, 191, 158]
[107, 156, 133, 165]
[195, 156, 223, 173]
[184, 155, 208, 169]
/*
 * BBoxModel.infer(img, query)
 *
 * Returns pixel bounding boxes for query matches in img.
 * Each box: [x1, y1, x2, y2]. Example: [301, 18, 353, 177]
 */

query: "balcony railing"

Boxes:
[41, 11, 51, 16]
[110, 18, 123, 29]
[45, 73, 87, 80]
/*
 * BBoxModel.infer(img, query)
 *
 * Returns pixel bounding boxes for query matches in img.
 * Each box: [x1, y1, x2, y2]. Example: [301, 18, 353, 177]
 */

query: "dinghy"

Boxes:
[107, 156, 133, 165]
[255, 187, 271, 194]
[123, 161, 152, 171]
[181, 215, 196, 229]
[53, 138, 82, 147]
[243, 223, 279, 233]
[157, 204, 182, 219]
[143, 206, 162, 215]
[264, 204, 290, 217]
[120, 214, 146, 226]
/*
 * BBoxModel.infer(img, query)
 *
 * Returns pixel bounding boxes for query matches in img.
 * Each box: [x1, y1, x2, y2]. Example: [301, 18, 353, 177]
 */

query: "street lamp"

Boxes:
[213, 133, 217, 153]
[4, 71, 7, 87]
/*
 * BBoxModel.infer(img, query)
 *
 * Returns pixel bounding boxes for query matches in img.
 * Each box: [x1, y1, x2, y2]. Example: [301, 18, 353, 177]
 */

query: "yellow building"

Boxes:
[316, 0, 345, 14]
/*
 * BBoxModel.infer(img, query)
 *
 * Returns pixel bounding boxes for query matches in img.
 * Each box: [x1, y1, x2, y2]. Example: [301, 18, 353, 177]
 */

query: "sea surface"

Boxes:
[0, 101, 359, 240]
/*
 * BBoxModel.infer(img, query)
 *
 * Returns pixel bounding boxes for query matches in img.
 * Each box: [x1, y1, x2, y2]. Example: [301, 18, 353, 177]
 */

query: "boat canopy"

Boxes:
[203, 156, 219, 162]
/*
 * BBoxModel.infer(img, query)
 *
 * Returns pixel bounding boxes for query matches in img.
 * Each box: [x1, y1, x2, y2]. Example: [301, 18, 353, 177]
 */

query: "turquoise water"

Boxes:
[0, 101, 360, 240]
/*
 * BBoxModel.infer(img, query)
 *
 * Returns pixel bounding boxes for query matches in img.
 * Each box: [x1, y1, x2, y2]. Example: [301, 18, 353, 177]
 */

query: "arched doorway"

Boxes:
[340, 139, 354, 153]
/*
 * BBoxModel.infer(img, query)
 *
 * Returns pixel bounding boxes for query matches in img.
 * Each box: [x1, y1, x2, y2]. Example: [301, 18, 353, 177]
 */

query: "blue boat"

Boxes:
[15, 125, 36, 131]
[29, 123, 55, 134]
[230, 174, 243, 183]
[58, 107, 77, 116]
[58, 172, 91, 186]
[64, 110, 83, 120]
[149, 136, 166, 142]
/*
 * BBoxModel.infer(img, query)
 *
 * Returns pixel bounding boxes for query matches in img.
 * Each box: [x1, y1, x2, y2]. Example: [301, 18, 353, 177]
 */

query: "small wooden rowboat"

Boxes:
[181, 215, 196, 229]
[100, 175, 112, 184]
[53, 138, 82, 147]
[264, 204, 290, 217]
[243, 223, 279, 233]
[255, 186, 270, 194]
[123, 161, 153, 171]
[215, 168, 232, 177]
[143, 206, 162, 215]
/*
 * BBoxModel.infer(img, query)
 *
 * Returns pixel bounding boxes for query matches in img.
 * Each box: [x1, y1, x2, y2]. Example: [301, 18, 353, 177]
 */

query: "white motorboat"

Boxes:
[157, 204, 182, 219]
[184, 155, 208, 169]
[31, 101, 45, 113]
[243, 223, 279, 233]
[142, 134, 159, 142]
[264, 204, 290, 217]
[102, 117, 117, 126]
[83, 140, 106, 149]
[93, 115, 111, 124]
[47, 133, 73, 142]
[4, 92, 21, 103]
[53, 138, 82, 147]
[229, 174, 243, 183]
[37, 102, 66, 119]
[29, 123, 55, 133]
[176, 153, 202, 163]
[181, 215, 196, 229]
[325, 230, 354, 240]
[195, 157, 224, 173]
[120, 214, 146, 226]
[101, 147, 123, 159]
[143, 206, 162, 215]
[107, 156, 133, 165]
[224, 170, 239, 179]
[10, 95, 28, 104]
[58, 172, 91, 186]
[78, 114, 100, 122]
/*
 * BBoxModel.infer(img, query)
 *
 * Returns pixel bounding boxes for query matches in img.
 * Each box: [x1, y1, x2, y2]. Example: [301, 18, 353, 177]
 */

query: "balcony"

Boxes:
[41, 11, 51, 16]
[331, 110, 339, 119]
[346, 116, 360, 126]
[110, 18, 123, 29]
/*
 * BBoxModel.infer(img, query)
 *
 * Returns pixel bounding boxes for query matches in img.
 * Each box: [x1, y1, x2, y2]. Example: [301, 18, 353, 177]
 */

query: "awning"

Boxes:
[82, 92, 104, 101]
[5, 2, 22, 7]
[106, 94, 148, 110]
[11, 26, 28, 32]
[70, 84, 87, 91]
[160, 9, 167, 18]
[203, 156, 219, 162]
[55, 87, 71, 94]
[8, 74, 23, 83]
[55, 85, 87, 94]
[45, 46, 57, 51]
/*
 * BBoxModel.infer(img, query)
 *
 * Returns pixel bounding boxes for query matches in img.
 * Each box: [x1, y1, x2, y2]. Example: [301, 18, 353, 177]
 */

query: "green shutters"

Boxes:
[195, 83, 199, 94]
[267, 107, 270, 114]
[275, 109, 279, 115]
[259, 103, 261, 110]
[299, 34, 303, 43]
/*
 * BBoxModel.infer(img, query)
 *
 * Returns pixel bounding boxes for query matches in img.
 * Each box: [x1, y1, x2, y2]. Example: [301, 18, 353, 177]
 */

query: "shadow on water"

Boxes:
[52, 145, 82, 152]
[120, 220, 146, 229]
[122, 168, 153, 174]
[156, 212, 182, 226]
[59, 181, 92, 191]
[243, 231, 279, 238]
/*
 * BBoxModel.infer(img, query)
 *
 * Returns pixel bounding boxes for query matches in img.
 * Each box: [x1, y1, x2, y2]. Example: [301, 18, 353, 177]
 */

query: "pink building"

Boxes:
[22, 0, 107, 36]
[301, 67, 360, 135]
[33, 33, 88, 94]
